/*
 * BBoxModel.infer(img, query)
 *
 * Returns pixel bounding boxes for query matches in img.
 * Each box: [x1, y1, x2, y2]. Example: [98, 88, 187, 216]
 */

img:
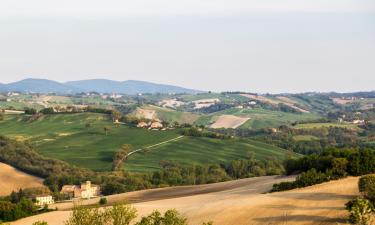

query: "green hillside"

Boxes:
[125, 137, 291, 172]
[0, 113, 292, 172]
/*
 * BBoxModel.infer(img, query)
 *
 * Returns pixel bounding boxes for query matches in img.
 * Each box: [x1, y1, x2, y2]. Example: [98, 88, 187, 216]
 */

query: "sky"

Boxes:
[0, 0, 374, 93]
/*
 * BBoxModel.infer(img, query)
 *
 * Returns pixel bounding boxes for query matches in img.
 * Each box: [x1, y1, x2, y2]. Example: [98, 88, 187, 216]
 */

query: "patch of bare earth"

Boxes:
[11, 176, 359, 225]
[0, 162, 44, 196]
[332, 98, 354, 105]
[210, 115, 250, 129]
[192, 98, 220, 109]
[241, 94, 309, 113]
[134, 108, 157, 120]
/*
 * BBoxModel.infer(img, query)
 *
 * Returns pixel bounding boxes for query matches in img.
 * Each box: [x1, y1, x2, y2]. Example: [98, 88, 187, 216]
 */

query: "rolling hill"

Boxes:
[0, 78, 202, 94]
[1, 78, 78, 93]
[0, 113, 292, 172]
[66, 79, 201, 94]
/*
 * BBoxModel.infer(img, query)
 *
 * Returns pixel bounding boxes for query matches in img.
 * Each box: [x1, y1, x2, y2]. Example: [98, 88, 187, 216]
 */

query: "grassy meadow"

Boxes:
[0, 113, 292, 172]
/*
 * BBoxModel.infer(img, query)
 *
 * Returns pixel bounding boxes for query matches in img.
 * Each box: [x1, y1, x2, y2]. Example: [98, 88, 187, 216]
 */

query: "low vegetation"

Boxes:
[346, 175, 375, 224]
[271, 148, 375, 192]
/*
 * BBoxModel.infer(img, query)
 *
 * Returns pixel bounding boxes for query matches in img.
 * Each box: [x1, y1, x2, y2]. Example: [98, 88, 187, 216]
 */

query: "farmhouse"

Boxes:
[61, 181, 100, 199]
[137, 121, 149, 128]
[33, 194, 54, 207]
[150, 121, 163, 129]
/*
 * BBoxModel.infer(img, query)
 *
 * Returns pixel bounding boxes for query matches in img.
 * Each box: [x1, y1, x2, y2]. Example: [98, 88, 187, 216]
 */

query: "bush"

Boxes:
[99, 197, 107, 205]
[346, 197, 374, 225]
[359, 175, 375, 202]
[295, 168, 329, 187]
[271, 181, 296, 192]
[32, 222, 48, 225]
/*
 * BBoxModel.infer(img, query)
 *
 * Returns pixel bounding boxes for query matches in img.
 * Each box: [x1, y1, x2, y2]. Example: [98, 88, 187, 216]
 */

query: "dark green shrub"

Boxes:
[359, 175, 375, 202]
[99, 197, 107, 205]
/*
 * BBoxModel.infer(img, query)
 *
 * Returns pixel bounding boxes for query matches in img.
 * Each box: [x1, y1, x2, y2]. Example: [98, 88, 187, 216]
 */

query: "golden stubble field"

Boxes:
[11, 175, 359, 225]
[0, 162, 44, 196]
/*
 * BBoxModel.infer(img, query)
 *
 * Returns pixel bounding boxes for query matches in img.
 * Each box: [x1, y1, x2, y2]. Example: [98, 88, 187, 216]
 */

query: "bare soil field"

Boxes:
[276, 96, 310, 113]
[331, 98, 354, 105]
[0, 162, 44, 196]
[210, 115, 250, 129]
[134, 108, 157, 120]
[12, 175, 359, 225]
[241, 94, 279, 105]
[192, 98, 220, 109]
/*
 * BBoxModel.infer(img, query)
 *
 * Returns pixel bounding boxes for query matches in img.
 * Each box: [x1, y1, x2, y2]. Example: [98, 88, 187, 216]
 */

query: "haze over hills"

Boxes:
[0, 78, 201, 94]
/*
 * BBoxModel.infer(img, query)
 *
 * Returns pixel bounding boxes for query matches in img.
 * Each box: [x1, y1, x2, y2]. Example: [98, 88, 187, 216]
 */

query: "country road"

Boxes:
[127, 135, 184, 157]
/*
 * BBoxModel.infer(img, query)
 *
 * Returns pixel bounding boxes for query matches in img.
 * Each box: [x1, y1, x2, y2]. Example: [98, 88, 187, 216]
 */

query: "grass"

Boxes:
[125, 137, 292, 172]
[0, 113, 292, 172]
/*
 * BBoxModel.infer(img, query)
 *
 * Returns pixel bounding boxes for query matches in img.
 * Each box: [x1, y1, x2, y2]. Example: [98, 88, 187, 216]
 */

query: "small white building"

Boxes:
[34, 195, 54, 207]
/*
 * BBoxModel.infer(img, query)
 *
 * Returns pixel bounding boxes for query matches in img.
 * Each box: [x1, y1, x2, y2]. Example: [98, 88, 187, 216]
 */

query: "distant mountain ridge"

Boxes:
[0, 78, 201, 94]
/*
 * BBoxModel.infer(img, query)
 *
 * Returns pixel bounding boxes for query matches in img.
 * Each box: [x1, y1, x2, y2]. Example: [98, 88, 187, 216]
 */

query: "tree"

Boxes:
[359, 175, 375, 202]
[135, 209, 187, 225]
[111, 110, 122, 122]
[106, 204, 137, 225]
[24, 108, 37, 115]
[40, 107, 55, 114]
[65, 203, 136, 225]
[112, 145, 132, 171]
[104, 126, 111, 136]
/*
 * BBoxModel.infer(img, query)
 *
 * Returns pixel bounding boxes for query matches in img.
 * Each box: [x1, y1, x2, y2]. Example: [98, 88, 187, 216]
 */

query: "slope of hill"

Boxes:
[0, 162, 44, 196]
[0, 113, 292, 172]
[65, 79, 201, 94]
[4, 79, 78, 93]
[196, 108, 320, 130]
[0, 79, 201, 94]
[11, 176, 358, 225]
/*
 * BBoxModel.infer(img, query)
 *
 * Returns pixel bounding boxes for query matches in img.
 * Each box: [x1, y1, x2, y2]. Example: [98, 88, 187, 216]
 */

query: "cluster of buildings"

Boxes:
[137, 120, 164, 130]
[33, 181, 100, 207]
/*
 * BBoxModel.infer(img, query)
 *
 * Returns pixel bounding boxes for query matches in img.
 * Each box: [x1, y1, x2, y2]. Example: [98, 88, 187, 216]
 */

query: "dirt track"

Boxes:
[0, 162, 44, 196]
[11, 176, 359, 225]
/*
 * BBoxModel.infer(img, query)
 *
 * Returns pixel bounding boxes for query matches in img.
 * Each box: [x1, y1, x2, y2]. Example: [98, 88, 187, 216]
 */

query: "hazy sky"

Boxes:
[1, 0, 374, 93]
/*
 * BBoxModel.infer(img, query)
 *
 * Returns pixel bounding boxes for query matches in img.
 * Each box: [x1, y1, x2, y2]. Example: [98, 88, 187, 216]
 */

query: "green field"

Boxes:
[195, 108, 320, 129]
[0, 113, 292, 172]
[125, 137, 290, 172]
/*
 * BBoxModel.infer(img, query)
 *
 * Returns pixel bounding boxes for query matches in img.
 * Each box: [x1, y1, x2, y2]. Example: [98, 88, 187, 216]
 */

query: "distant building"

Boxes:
[352, 120, 365, 125]
[34, 195, 54, 207]
[150, 121, 163, 129]
[61, 181, 100, 199]
[137, 121, 148, 128]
